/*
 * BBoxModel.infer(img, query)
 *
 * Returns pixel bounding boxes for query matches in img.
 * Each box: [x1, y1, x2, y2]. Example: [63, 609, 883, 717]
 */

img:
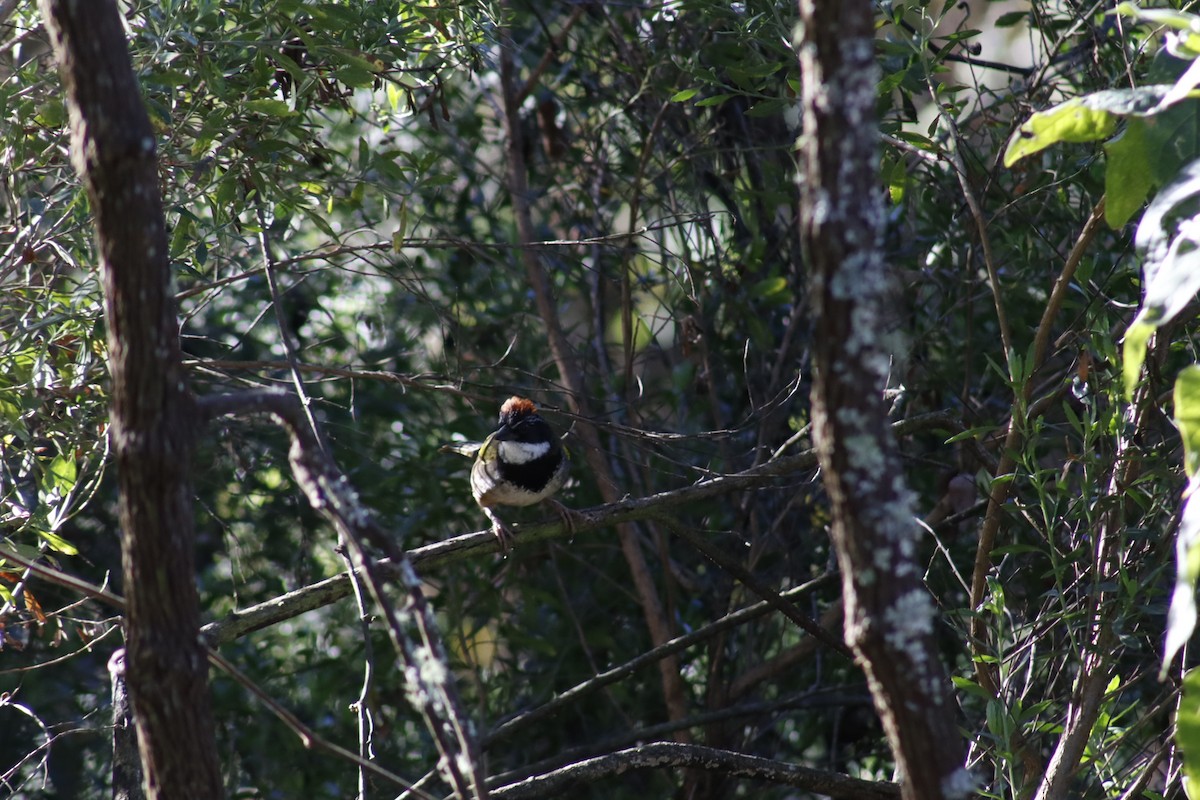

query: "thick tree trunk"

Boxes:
[795, 3, 971, 799]
[39, 2, 224, 797]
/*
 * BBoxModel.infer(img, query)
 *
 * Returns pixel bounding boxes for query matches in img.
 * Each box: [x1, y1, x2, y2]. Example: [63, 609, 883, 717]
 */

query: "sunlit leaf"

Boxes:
[1165, 371, 1200, 672]
[1128, 160, 1200, 342]
[36, 529, 78, 555]
[1115, 3, 1200, 57]
[1177, 667, 1200, 796]
[1122, 319, 1154, 401]
[1004, 87, 1177, 167]
[46, 454, 77, 496]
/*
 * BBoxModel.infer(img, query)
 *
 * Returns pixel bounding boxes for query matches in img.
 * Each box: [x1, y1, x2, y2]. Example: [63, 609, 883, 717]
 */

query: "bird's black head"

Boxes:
[494, 396, 552, 444]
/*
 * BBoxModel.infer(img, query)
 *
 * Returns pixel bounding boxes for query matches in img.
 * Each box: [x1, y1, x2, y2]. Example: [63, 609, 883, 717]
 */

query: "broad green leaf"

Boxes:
[751, 275, 789, 304]
[244, 99, 294, 117]
[670, 88, 699, 103]
[1115, 3, 1200, 58]
[46, 454, 77, 496]
[746, 99, 787, 118]
[1122, 319, 1154, 401]
[995, 11, 1028, 28]
[334, 66, 376, 89]
[36, 529, 78, 555]
[1163, 55, 1200, 110]
[1179, 367, 1200, 478]
[1115, 3, 1200, 31]
[386, 82, 404, 112]
[272, 50, 306, 87]
[1164, 373, 1200, 673]
[1004, 87, 1176, 167]
[35, 100, 65, 128]
[1104, 117, 1155, 227]
[1177, 667, 1200, 796]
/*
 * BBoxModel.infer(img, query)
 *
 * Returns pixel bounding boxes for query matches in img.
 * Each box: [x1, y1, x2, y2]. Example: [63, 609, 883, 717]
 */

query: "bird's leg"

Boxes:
[546, 499, 581, 542]
[482, 507, 514, 556]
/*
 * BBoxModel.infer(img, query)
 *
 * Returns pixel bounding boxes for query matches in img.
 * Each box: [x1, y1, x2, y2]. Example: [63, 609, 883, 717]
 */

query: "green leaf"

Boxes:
[46, 454, 77, 496]
[1104, 117, 1155, 227]
[944, 426, 998, 444]
[35, 100, 65, 128]
[695, 93, 734, 108]
[670, 88, 699, 103]
[1004, 87, 1177, 167]
[335, 66, 376, 89]
[1177, 667, 1200, 796]
[244, 99, 295, 117]
[1122, 319, 1154, 401]
[36, 529, 79, 555]
[1180, 367, 1200, 478]
[1164, 373, 1200, 674]
[1115, 3, 1200, 31]
[746, 99, 787, 118]
[272, 50, 306, 87]
[995, 11, 1028, 28]
[1115, 4, 1200, 58]
[751, 276, 789, 304]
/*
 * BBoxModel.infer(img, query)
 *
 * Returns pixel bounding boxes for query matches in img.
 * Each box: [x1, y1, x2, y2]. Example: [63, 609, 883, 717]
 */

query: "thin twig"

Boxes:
[939, 105, 1014, 363]
[656, 516, 852, 659]
[514, 5, 586, 105]
[965, 199, 1109, 789]
[207, 649, 436, 800]
[255, 202, 325, 453]
[174, 216, 717, 301]
[340, 541, 378, 800]
[485, 573, 837, 745]
[1033, 374, 1149, 799]
[492, 687, 870, 789]
[968, 199, 1108, 685]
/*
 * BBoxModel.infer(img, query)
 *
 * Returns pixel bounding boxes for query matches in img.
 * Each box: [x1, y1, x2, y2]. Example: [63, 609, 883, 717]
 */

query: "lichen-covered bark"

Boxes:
[795, 3, 970, 798]
[39, 1, 223, 797]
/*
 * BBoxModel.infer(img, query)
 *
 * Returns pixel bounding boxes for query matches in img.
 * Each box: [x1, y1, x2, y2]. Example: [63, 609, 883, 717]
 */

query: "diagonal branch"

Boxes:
[199, 388, 488, 800]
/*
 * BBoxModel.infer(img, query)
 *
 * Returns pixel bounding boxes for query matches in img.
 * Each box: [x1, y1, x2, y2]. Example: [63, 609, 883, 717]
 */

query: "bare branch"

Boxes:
[489, 742, 901, 800]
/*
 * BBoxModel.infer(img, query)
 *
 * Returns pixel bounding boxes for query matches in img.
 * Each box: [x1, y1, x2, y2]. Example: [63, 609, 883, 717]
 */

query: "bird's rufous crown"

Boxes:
[500, 396, 538, 419]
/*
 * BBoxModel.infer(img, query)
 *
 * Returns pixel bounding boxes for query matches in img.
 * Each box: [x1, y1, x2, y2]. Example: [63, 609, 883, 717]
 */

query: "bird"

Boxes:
[443, 396, 571, 554]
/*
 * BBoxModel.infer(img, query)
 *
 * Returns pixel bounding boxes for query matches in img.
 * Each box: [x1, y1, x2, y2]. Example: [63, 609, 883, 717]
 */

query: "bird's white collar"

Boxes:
[497, 439, 551, 464]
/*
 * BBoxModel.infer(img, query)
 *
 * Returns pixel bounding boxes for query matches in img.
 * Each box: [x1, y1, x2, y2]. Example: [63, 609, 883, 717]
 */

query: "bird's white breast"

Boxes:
[497, 439, 551, 464]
